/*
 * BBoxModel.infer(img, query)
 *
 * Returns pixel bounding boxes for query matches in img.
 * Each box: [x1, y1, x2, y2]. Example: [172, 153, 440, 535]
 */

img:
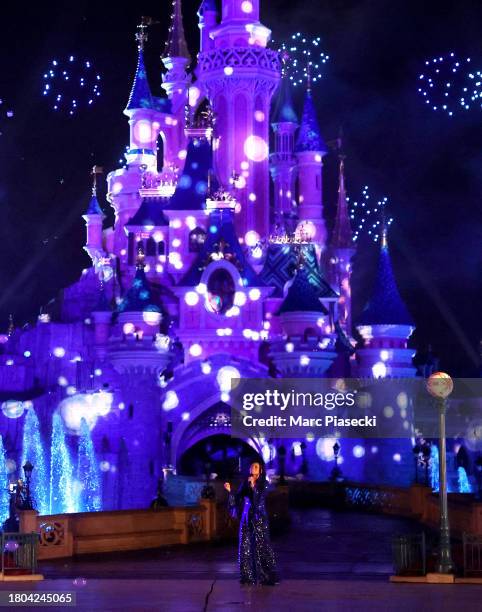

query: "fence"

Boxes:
[1, 532, 39, 578]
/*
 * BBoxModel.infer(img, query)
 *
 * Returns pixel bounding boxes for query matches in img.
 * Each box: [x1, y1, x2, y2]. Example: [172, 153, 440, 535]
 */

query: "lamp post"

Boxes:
[427, 372, 454, 575]
[21, 461, 35, 511]
[330, 441, 343, 482]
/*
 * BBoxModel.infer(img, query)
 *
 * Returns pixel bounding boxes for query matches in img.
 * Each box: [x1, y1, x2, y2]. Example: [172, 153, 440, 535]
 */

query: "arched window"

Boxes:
[189, 227, 207, 252]
[127, 233, 135, 265]
[146, 237, 156, 256]
[158, 241, 165, 255]
[206, 268, 235, 315]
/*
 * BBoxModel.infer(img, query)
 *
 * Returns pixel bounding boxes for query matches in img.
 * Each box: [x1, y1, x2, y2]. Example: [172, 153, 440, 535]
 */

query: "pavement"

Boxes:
[0, 510, 481, 611]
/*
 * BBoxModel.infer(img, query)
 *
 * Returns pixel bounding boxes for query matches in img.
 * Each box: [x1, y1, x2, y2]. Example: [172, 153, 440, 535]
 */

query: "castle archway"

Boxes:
[178, 433, 261, 479]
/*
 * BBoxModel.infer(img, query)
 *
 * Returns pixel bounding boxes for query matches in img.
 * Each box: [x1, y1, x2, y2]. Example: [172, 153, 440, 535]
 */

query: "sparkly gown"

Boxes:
[228, 478, 278, 585]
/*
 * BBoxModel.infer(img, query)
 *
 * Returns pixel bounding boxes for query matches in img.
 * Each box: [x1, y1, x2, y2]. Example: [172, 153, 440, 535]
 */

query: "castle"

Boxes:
[0, 0, 420, 512]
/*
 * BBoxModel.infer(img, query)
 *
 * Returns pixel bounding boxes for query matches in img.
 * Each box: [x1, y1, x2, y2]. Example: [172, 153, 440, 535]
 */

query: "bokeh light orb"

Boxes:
[244, 230, 260, 247]
[59, 394, 98, 434]
[316, 437, 339, 461]
[162, 390, 179, 411]
[244, 135, 268, 162]
[217, 366, 241, 393]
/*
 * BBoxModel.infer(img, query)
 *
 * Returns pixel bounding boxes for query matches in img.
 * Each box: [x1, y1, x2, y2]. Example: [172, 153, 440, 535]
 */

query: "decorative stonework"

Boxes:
[187, 511, 204, 537]
[198, 47, 280, 75]
[39, 521, 65, 547]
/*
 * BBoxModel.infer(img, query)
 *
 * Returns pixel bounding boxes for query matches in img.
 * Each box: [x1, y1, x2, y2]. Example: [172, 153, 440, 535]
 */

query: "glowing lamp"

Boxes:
[249, 288, 261, 301]
[1, 400, 25, 419]
[427, 372, 453, 399]
[244, 135, 268, 162]
[53, 347, 65, 358]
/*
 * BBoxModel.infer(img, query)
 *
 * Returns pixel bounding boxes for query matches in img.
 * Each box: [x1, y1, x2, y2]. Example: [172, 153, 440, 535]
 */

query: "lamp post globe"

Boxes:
[427, 372, 454, 574]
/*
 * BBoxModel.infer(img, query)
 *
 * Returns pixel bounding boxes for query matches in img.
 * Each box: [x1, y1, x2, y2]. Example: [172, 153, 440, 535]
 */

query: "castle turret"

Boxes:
[83, 166, 105, 264]
[330, 154, 355, 335]
[296, 77, 328, 249]
[356, 225, 415, 377]
[197, 0, 218, 53]
[162, 0, 191, 114]
[270, 53, 298, 232]
[197, 0, 280, 241]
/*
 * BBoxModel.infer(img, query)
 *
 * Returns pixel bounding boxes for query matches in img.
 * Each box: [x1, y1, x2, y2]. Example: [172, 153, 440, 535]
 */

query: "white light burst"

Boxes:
[348, 186, 393, 243]
[277, 33, 329, 87]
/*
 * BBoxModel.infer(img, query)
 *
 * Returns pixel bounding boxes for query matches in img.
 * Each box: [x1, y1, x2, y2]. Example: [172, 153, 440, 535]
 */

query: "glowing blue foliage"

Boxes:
[0, 436, 9, 525]
[50, 412, 75, 514]
[21, 407, 49, 514]
[77, 418, 101, 512]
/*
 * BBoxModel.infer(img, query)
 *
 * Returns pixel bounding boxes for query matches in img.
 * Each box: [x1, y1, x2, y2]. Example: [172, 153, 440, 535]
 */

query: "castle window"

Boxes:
[158, 241, 165, 255]
[189, 227, 206, 252]
[206, 267, 235, 315]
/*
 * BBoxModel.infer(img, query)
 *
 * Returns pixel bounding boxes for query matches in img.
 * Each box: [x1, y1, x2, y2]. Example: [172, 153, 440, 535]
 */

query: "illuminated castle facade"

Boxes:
[0, 0, 420, 512]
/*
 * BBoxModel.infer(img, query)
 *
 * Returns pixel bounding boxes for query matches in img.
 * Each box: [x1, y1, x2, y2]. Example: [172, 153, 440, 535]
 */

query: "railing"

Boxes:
[463, 533, 482, 576]
[1, 532, 39, 577]
[392, 533, 426, 576]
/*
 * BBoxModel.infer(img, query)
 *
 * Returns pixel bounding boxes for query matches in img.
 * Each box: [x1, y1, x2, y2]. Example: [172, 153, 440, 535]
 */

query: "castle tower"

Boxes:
[295, 77, 328, 249]
[330, 155, 355, 335]
[356, 225, 415, 377]
[162, 0, 191, 114]
[197, 0, 280, 242]
[83, 166, 105, 264]
[270, 53, 298, 233]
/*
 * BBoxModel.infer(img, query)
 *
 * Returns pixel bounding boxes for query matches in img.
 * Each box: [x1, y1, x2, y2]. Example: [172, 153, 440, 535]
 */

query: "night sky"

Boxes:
[0, 0, 481, 375]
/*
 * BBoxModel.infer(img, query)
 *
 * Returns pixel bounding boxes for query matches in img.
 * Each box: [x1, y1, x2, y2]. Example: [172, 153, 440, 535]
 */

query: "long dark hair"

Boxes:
[249, 461, 267, 490]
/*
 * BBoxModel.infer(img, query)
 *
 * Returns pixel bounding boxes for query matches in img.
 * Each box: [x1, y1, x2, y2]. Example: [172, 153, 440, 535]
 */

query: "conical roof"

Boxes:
[295, 90, 327, 153]
[358, 233, 414, 326]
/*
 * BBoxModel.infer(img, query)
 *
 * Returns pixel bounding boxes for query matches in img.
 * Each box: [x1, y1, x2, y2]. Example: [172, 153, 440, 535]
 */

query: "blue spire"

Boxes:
[117, 264, 162, 315]
[166, 138, 218, 211]
[126, 199, 169, 227]
[279, 266, 328, 314]
[125, 47, 154, 111]
[272, 65, 298, 124]
[179, 200, 263, 288]
[198, 0, 217, 15]
[85, 194, 103, 215]
[358, 230, 414, 326]
[295, 90, 327, 153]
